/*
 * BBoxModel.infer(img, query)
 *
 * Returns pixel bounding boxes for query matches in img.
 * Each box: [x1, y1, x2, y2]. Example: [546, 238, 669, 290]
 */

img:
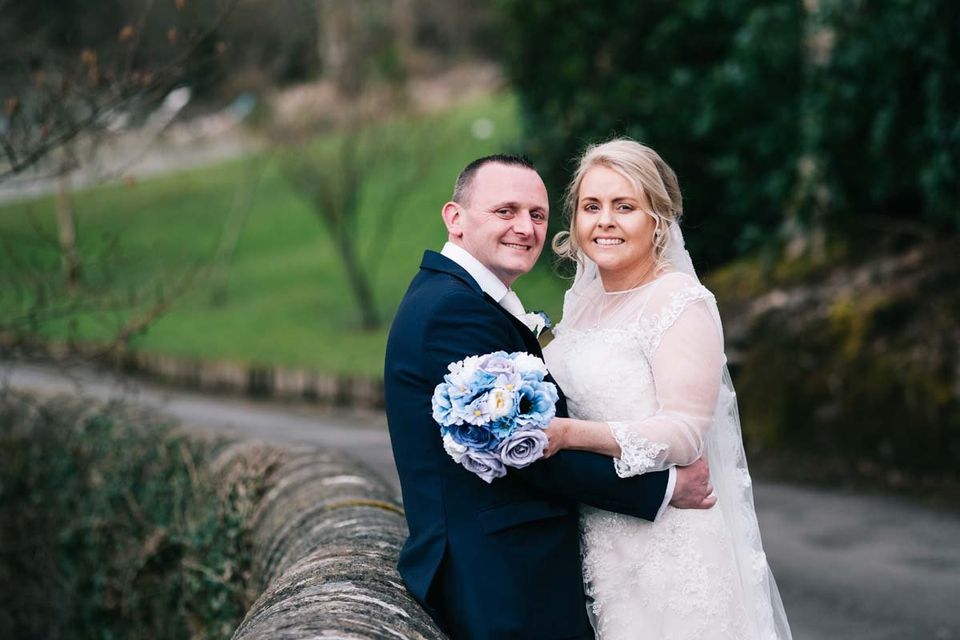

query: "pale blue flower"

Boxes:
[446, 368, 494, 405]
[461, 392, 493, 426]
[488, 416, 518, 441]
[514, 379, 559, 428]
[431, 383, 458, 427]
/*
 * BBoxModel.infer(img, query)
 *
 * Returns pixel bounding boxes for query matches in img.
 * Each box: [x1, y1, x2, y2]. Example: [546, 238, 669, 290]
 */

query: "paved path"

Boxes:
[0, 130, 257, 205]
[3, 361, 958, 640]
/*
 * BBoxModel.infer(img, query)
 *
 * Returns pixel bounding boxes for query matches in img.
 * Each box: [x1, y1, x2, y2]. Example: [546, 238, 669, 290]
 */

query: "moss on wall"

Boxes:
[709, 239, 960, 483]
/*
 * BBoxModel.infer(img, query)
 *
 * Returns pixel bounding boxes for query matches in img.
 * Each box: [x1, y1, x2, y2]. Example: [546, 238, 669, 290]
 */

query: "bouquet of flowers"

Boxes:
[431, 351, 559, 483]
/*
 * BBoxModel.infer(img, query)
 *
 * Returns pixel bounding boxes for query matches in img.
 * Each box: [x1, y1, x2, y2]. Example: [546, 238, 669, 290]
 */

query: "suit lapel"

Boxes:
[420, 250, 541, 350]
[419, 250, 485, 296]
[420, 250, 568, 416]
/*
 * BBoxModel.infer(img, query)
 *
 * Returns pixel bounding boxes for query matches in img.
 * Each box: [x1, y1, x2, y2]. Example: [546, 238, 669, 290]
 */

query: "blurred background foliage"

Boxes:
[498, 0, 959, 266]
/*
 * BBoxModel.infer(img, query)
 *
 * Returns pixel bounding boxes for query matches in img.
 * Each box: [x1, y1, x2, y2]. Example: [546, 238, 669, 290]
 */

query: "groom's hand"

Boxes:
[670, 457, 716, 509]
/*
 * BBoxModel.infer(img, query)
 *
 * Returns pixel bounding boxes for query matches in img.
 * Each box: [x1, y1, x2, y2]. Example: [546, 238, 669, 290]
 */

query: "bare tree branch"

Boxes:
[277, 107, 447, 330]
[0, 0, 239, 183]
[210, 155, 265, 306]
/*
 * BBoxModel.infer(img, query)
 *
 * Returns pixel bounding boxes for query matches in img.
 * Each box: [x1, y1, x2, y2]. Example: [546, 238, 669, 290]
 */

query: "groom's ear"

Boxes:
[441, 202, 464, 238]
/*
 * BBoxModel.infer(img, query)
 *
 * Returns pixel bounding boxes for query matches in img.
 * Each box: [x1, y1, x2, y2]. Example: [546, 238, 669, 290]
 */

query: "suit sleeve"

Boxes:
[424, 291, 669, 521]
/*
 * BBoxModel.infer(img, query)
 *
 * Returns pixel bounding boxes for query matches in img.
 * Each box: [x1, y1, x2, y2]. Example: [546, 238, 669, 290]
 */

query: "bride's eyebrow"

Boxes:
[578, 195, 639, 203]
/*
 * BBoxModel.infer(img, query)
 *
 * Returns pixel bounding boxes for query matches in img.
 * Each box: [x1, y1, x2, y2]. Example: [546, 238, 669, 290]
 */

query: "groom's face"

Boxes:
[446, 163, 549, 287]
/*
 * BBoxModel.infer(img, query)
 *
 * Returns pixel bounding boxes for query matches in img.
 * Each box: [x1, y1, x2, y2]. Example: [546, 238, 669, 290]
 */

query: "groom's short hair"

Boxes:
[452, 154, 536, 205]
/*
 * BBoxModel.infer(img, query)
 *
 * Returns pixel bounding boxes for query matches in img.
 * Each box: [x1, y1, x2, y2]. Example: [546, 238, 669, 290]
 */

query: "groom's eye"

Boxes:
[495, 208, 513, 217]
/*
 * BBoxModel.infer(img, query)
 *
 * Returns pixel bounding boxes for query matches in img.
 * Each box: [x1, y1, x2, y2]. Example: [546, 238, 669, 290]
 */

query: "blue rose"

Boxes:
[459, 449, 507, 483]
[448, 423, 499, 451]
[498, 428, 548, 468]
[478, 351, 516, 377]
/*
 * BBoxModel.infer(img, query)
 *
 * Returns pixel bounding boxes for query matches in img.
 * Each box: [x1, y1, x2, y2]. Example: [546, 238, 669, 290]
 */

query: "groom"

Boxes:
[384, 155, 714, 639]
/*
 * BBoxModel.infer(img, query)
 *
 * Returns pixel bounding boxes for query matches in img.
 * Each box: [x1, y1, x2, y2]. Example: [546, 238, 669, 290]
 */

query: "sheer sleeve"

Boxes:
[609, 285, 724, 477]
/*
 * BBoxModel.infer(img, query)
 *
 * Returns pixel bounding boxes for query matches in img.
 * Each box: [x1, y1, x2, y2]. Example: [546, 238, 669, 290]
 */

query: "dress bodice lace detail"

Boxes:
[549, 274, 721, 475]
[640, 284, 716, 354]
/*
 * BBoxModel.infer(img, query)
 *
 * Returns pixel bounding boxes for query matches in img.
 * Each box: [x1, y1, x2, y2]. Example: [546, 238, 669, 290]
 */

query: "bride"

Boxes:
[542, 138, 792, 640]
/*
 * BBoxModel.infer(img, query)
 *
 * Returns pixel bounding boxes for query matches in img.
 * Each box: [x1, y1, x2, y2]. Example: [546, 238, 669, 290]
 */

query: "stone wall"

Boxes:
[226, 442, 446, 640]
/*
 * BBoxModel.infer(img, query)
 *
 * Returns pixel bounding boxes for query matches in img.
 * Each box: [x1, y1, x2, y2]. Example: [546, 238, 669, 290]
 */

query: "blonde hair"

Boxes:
[553, 137, 683, 270]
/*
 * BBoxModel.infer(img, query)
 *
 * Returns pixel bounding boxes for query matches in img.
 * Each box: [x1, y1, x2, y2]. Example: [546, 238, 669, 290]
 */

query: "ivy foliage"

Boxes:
[805, 0, 959, 233]
[0, 393, 271, 640]
[497, 0, 958, 266]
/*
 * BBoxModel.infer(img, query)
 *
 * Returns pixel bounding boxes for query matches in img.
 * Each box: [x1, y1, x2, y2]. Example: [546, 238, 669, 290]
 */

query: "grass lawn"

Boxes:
[0, 93, 570, 377]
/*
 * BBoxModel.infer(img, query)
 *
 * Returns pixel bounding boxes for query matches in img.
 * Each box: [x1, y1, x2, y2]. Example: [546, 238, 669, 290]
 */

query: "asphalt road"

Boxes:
[3, 361, 958, 640]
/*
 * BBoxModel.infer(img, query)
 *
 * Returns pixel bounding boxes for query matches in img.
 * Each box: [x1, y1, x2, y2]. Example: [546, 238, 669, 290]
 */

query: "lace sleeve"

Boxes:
[608, 285, 724, 477]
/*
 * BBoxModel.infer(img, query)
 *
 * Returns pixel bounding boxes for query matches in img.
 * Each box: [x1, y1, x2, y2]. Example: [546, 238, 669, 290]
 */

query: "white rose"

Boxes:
[485, 387, 515, 420]
[443, 433, 468, 463]
[511, 352, 548, 377]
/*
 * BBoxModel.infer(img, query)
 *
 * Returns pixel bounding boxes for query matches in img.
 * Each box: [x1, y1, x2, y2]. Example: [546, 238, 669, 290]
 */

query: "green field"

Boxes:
[0, 94, 569, 377]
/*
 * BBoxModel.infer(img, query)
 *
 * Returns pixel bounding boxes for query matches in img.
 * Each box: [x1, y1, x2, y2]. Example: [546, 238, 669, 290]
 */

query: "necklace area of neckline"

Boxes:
[600, 270, 675, 295]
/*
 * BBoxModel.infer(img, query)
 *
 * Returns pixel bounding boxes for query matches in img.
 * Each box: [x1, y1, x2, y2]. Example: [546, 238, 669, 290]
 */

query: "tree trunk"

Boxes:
[317, 0, 401, 97]
[334, 225, 380, 330]
[55, 151, 80, 293]
[210, 157, 263, 307]
[317, 0, 363, 96]
[786, 0, 834, 260]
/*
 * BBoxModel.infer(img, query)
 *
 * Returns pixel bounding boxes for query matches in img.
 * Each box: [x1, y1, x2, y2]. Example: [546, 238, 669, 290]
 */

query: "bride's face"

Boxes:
[575, 165, 657, 287]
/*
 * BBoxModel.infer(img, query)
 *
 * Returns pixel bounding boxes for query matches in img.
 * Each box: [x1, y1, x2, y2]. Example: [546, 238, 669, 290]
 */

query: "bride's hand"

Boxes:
[543, 418, 568, 458]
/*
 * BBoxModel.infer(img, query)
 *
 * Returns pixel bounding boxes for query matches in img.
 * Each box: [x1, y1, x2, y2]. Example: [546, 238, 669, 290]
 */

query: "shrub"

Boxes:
[805, 0, 960, 234]
[497, 0, 958, 266]
[497, 0, 803, 266]
[0, 392, 272, 640]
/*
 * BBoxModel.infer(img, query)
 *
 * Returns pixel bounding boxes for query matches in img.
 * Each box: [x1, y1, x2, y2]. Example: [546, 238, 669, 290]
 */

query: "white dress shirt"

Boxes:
[439, 241, 676, 516]
[440, 242, 516, 308]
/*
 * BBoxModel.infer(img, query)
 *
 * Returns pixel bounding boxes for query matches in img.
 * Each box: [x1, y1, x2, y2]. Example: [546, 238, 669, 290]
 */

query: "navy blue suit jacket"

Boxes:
[384, 251, 669, 639]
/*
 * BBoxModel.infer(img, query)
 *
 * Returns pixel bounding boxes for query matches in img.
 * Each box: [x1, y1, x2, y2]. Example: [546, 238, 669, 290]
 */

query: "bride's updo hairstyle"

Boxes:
[553, 137, 683, 271]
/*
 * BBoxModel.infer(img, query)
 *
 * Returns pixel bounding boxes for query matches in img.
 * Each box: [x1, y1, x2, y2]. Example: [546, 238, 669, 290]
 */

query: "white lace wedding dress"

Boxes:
[543, 266, 791, 640]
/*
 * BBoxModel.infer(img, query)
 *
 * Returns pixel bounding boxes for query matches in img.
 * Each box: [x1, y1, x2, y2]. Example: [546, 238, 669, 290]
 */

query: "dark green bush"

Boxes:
[805, 0, 959, 235]
[0, 392, 271, 640]
[498, 0, 803, 266]
[498, 0, 958, 267]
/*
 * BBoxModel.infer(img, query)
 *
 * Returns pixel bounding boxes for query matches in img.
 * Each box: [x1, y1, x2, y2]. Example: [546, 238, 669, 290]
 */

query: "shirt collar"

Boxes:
[440, 242, 509, 302]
